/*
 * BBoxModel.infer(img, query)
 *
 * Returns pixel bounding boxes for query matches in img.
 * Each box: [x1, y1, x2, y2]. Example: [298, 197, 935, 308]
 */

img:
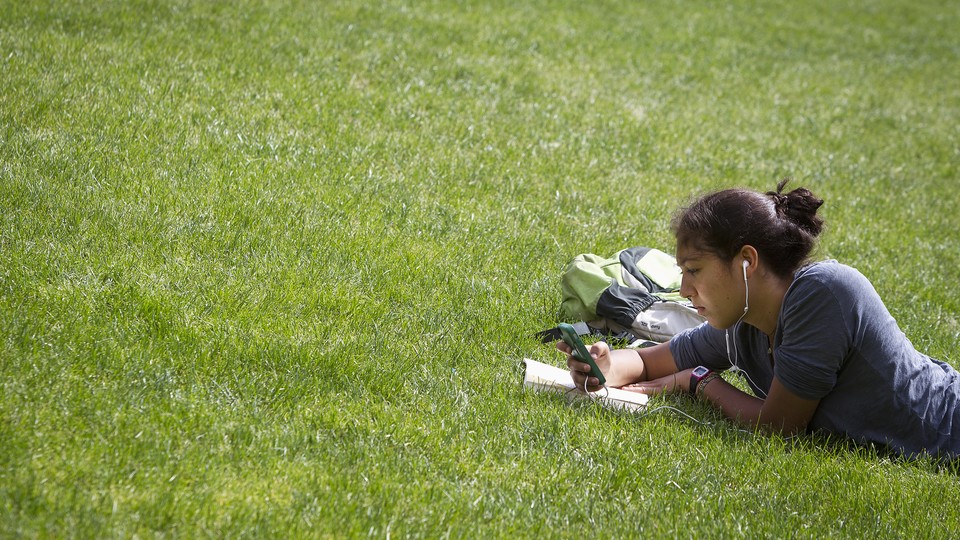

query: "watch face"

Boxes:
[692, 366, 710, 377]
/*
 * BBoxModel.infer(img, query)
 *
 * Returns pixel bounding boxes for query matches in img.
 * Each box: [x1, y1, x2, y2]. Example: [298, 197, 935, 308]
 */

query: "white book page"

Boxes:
[522, 358, 648, 411]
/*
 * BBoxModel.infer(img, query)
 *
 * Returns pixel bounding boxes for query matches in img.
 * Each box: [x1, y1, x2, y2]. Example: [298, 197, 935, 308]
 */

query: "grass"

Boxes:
[2, 0, 959, 537]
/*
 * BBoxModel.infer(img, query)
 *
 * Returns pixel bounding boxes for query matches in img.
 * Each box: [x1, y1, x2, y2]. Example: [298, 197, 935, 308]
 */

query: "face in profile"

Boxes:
[676, 247, 746, 330]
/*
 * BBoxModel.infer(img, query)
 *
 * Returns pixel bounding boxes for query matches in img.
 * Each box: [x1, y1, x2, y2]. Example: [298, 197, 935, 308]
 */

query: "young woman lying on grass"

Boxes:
[560, 180, 960, 461]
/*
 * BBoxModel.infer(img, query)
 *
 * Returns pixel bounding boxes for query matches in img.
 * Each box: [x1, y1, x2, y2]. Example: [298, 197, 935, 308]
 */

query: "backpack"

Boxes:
[542, 247, 705, 344]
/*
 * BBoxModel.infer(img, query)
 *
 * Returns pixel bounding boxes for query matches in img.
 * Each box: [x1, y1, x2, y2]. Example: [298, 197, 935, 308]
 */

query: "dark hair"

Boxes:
[671, 179, 825, 277]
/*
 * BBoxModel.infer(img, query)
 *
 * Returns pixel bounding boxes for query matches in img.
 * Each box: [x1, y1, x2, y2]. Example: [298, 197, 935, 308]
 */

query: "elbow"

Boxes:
[757, 414, 810, 437]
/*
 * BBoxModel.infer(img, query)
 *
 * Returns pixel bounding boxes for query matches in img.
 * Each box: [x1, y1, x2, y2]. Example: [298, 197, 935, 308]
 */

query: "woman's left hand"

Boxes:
[620, 367, 694, 396]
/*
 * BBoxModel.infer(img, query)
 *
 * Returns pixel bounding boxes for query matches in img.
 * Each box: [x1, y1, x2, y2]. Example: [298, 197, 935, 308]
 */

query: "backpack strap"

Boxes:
[535, 321, 594, 343]
[534, 321, 643, 348]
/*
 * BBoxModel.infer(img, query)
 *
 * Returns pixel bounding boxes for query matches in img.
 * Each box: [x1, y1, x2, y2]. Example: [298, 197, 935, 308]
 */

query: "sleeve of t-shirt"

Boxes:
[774, 274, 852, 400]
[669, 322, 735, 372]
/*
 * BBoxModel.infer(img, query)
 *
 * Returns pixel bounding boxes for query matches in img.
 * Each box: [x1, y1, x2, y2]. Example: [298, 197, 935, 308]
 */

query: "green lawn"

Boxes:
[2, 0, 959, 537]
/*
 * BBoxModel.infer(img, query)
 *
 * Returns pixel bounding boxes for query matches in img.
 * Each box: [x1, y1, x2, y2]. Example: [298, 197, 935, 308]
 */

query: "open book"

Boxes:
[522, 358, 648, 412]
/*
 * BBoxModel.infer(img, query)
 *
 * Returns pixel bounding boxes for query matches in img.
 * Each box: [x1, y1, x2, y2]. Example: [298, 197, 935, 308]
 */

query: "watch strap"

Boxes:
[689, 366, 711, 396]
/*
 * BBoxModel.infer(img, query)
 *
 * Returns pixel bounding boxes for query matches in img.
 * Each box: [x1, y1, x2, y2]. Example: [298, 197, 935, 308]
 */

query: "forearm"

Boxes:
[698, 377, 765, 429]
[604, 341, 679, 388]
[603, 348, 648, 387]
[697, 375, 816, 436]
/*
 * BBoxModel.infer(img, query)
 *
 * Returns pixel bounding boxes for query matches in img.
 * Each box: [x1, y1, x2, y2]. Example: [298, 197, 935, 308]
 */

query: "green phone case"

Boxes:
[557, 323, 606, 386]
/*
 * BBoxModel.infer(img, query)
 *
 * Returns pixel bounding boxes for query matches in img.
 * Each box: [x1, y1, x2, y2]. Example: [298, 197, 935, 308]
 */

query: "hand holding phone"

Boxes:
[557, 323, 606, 387]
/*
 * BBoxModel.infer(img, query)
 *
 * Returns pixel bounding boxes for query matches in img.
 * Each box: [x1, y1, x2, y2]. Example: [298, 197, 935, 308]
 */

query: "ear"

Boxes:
[739, 245, 759, 278]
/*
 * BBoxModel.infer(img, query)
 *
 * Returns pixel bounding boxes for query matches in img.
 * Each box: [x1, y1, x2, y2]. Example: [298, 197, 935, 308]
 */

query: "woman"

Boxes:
[561, 180, 960, 460]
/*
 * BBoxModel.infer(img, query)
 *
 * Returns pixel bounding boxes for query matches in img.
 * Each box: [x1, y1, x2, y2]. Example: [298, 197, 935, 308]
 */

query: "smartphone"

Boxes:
[557, 323, 606, 386]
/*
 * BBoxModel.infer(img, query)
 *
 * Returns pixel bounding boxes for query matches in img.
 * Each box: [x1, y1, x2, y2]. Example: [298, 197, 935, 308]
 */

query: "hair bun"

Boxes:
[771, 193, 789, 212]
[767, 179, 824, 238]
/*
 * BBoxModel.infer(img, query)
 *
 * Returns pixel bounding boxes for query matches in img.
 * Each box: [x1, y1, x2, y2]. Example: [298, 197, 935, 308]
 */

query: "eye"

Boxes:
[683, 268, 699, 276]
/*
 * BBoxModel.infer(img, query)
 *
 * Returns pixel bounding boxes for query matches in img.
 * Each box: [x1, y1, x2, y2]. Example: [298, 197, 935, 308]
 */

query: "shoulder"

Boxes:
[782, 260, 889, 332]
[794, 259, 864, 282]
[774, 262, 872, 399]
[788, 260, 877, 301]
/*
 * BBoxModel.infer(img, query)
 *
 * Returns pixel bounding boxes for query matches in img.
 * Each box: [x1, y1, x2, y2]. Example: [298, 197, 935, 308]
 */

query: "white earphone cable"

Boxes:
[726, 259, 768, 399]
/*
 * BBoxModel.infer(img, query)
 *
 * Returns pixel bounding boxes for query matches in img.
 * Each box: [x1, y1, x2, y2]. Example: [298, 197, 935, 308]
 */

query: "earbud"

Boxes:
[742, 260, 750, 312]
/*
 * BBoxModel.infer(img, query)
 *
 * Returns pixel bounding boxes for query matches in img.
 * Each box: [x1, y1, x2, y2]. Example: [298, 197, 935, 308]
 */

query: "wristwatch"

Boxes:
[689, 365, 712, 396]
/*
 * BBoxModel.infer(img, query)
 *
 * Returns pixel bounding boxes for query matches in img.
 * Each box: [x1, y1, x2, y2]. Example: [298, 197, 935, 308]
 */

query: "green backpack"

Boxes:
[547, 247, 705, 344]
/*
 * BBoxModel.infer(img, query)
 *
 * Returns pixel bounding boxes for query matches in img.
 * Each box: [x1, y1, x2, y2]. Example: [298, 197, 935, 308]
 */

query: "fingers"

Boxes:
[556, 339, 609, 359]
[621, 372, 681, 396]
[558, 340, 592, 374]
[565, 354, 590, 372]
[588, 341, 610, 358]
[566, 357, 595, 384]
[557, 339, 606, 392]
[621, 381, 663, 396]
[564, 355, 599, 391]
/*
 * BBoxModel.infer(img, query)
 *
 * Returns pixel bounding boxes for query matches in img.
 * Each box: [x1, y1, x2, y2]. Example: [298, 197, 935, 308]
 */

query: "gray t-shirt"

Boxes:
[669, 260, 960, 459]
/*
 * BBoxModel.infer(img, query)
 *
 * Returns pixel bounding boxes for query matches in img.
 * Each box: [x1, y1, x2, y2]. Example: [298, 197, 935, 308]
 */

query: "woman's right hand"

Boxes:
[557, 339, 612, 392]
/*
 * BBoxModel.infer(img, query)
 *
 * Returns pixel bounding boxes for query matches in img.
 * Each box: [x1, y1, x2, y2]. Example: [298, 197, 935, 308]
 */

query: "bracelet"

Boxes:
[695, 372, 722, 399]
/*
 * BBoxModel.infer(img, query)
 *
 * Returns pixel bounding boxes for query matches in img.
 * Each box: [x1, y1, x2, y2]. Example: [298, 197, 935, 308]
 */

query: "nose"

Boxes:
[679, 273, 694, 300]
